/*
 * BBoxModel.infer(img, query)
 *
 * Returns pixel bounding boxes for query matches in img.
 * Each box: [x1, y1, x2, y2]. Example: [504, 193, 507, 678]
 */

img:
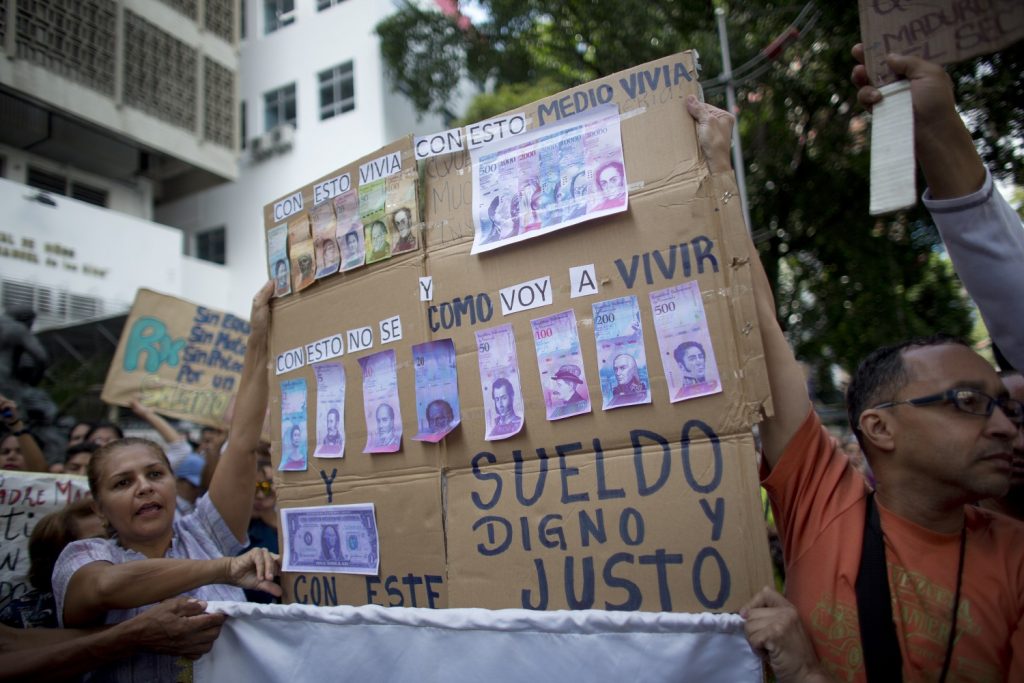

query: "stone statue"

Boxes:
[0, 306, 61, 464]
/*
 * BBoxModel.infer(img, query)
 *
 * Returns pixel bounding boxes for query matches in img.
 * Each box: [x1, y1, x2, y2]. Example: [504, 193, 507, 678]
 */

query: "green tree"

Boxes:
[377, 1, 1021, 393]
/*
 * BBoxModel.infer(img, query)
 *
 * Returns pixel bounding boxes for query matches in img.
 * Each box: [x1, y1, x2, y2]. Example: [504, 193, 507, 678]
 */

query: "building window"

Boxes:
[240, 0, 247, 39]
[26, 166, 108, 207]
[317, 0, 346, 10]
[318, 62, 355, 121]
[27, 167, 66, 194]
[196, 227, 227, 264]
[264, 0, 294, 34]
[70, 183, 109, 208]
[240, 101, 247, 149]
[264, 83, 296, 131]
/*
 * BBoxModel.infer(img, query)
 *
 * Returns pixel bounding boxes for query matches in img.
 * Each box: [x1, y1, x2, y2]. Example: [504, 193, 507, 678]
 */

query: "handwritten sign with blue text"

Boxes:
[101, 289, 250, 427]
[859, 0, 1024, 86]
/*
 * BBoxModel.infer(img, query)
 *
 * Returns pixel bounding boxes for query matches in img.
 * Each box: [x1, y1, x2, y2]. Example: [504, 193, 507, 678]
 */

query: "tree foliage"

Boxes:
[377, 1, 1021, 394]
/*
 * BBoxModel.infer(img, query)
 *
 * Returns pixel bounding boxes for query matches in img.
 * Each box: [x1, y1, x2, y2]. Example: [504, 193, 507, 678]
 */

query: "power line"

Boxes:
[703, 1, 820, 97]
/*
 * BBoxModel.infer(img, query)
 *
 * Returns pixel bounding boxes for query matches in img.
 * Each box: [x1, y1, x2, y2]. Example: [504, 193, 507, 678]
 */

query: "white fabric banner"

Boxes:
[197, 602, 761, 682]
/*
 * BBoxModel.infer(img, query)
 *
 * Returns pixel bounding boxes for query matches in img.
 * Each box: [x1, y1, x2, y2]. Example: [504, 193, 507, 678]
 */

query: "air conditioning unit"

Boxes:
[270, 124, 295, 153]
[249, 125, 294, 163]
[250, 134, 270, 162]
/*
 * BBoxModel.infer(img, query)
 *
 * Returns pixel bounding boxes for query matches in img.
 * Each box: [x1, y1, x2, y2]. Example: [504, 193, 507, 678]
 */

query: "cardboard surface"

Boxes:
[264, 52, 773, 612]
[858, 0, 1024, 86]
[100, 289, 250, 427]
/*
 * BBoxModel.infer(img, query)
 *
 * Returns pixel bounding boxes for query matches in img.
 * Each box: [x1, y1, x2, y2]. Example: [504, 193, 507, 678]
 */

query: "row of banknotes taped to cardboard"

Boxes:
[278, 281, 719, 470]
[267, 104, 633, 296]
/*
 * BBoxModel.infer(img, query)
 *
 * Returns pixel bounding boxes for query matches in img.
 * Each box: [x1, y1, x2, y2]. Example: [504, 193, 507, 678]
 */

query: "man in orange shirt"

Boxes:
[687, 47, 1024, 681]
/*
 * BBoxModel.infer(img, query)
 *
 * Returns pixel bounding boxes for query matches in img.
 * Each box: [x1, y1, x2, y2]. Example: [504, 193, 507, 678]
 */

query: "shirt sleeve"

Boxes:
[924, 170, 1024, 371]
[165, 439, 196, 471]
[182, 493, 248, 557]
[761, 409, 865, 567]
[51, 538, 118, 627]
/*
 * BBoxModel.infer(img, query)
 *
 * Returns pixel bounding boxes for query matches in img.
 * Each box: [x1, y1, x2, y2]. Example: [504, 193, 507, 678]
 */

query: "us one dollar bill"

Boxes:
[281, 503, 379, 575]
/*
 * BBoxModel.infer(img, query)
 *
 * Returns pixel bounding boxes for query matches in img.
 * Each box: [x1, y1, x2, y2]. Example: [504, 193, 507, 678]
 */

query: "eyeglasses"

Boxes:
[255, 480, 274, 495]
[872, 388, 1024, 426]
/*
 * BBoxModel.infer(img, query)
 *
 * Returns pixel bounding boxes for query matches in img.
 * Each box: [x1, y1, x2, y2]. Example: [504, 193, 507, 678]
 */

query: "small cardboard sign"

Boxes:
[100, 289, 250, 427]
[858, 0, 1024, 85]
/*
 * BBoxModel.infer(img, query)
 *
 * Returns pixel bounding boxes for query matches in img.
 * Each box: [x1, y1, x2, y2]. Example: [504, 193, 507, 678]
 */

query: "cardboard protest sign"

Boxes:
[101, 289, 250, 427]
[0, 471, 90, 606]
[858, 0, 1024, 85]
[264, 51, 773, 613]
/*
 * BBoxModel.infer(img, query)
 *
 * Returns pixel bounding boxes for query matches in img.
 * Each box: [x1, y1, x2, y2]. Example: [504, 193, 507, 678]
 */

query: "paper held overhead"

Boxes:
[869, 80, 916, 216]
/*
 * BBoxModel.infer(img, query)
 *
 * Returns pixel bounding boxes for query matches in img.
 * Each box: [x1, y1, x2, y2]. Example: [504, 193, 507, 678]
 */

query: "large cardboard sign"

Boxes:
[101, 289, 250, 427]
[859, 0, 1024, 85]
[264, 52, 773, 612]
[0, 471, 90, 605]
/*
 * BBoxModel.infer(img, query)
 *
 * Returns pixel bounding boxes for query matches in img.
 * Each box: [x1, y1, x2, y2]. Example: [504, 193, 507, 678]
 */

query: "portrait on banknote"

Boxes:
[386, 173, 419, 255]
[281, 503, 380, 575]
[333, 189, 365, 272]
[532, 310, 592, 420]
[289, 239, 316, 293]
[476, 324, 525, 440]
[279, 378, 308, 471]
[267, 224, 291, 297]
[593, 296, 651, 409]
[471, 103, 627, 255]
[411, 339, 461, 442]
[310, 200, 340, 279]
[649, 281, 722, 402]
[364, 219, 392, 265]
[313, 362, 345, 458]
[359, 350, 402, 453]
[338, 227, 365, 272]
[360, 177, 390, 265]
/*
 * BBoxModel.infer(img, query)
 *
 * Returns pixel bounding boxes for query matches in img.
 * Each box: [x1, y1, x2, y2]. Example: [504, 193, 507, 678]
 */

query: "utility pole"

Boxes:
[715, 6, 753, 233]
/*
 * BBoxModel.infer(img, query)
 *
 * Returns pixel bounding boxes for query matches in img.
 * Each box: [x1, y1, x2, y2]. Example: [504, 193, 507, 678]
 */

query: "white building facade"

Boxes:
[1, 0, 451, 327]
[0, 0, 241, 326]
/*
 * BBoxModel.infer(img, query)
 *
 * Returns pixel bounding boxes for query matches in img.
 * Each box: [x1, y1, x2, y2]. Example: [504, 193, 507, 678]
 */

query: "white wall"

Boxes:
[180, 255, 235, 312]
[156, 0, 452, 316]
[0, 177, 238, 324]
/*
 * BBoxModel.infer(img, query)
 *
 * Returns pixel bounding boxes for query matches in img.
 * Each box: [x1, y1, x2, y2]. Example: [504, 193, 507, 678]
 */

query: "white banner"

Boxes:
[197, 602, 761, 682]
[0, 471, 90, 605]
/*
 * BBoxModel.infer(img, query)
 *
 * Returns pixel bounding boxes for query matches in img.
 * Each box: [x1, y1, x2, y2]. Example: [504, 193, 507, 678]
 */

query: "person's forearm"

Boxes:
[0, 624, 129, 682]
[708, 167, 809, 467]
[64, 557, 229, 627]
[915, 109, 985, 200]
[231, 313, 269, 454]
[210, 296, 269, 539]
[745, 232, 811, 466]
[133, 401, 184, 444]
[17, 431, 48, 472]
